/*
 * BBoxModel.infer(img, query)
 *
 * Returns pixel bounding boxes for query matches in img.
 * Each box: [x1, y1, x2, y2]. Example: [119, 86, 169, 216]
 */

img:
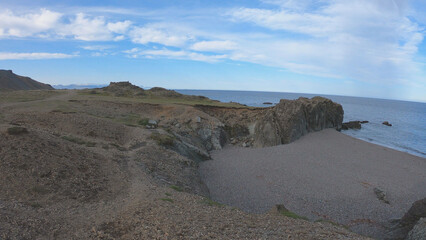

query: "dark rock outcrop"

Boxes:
[263, 102, 273, 105]
[388, 198, 426, 239]
[342, 121, 362, 130]
[407, 218, 426, 240]
[103, 81, 145, 96]
[0, 70, 53, 91]
[383, 121, 392, 127]
[254, 97, 343, 147]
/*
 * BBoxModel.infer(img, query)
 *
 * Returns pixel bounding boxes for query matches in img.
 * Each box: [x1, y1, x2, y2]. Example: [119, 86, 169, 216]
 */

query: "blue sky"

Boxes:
[0, 0, 425, 102]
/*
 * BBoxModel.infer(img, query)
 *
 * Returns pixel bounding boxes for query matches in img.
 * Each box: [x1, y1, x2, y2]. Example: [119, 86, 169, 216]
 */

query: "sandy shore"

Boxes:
[200, 129, 426, 239]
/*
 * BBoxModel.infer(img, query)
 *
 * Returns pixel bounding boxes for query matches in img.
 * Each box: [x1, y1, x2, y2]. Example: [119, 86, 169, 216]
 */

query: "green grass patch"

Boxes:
[30, 202, 43, 208]
[7, 126, 28, 135]
[62, 135, 86, 144]
[61, 135, 96, 147]
[150, 132, 175, 146]
[0, 90, 62, 103]
[165, 192, 172, 196]
[160, 198, 174, 203]
[279, 209, 309, 221]
[78, 89, 250, 108]
[170, 185, 183, 192]
[29, 185, 49, 195]
[110, 143, 126, 151]
[138, 118, 149, 126]
[201, 198, 224, 207]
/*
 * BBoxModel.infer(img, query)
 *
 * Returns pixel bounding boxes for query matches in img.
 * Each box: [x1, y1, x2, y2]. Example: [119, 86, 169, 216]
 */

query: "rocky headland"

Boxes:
[0, 81, 424, 239]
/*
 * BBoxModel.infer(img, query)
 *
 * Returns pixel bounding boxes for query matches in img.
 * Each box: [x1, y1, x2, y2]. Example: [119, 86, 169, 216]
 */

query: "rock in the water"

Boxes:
[360, 121, 369, 124]
[263, 102, 273, 105]
[342, 121, 362, 130]
[374, 187, 390, 204]
[254, 97, 343, 147]
[383, 121, 392, 126]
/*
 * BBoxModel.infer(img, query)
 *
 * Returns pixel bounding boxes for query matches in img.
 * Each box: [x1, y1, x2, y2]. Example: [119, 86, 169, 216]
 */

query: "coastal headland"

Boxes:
[0, 81, 424, 239]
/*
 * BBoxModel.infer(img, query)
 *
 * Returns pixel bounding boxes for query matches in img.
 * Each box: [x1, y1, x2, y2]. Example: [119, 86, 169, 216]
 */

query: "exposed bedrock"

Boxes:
[253, 97, 344, 147]
[388, 198, 426, 239]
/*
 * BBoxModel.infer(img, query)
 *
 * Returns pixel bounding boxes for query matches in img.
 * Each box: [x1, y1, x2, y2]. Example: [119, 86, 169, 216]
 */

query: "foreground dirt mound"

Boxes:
[254, 96, 343, 147]
[0, 69, 54, 91]
[0, 128, 126, 204]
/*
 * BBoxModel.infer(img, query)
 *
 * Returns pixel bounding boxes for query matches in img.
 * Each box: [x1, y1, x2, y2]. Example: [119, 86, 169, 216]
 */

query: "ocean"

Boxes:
[176, 90, 426, 158]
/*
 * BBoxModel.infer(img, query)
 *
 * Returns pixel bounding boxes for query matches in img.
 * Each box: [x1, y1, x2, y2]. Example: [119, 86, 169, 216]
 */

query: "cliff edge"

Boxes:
[254, 96, 343, 147]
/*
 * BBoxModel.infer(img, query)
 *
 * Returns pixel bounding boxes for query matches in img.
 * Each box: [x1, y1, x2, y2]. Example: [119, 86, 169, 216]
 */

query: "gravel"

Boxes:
[200, 129, 426, 239]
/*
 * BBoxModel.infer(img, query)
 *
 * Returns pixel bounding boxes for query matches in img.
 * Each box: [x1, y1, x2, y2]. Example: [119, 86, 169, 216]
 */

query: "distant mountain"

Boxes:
[0, 70, 54, 91]
[53, 84, 108, 89]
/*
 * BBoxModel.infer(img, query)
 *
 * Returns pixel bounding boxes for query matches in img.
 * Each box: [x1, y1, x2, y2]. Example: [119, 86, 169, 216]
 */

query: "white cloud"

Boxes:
[230, 0, 424, 83]
[125, 48, 227, 63]
[59, 13, 130, 41]
[81, 45, 114, 51]
[0, 9, 62, 37]
[0, 9, 131, 41]
[107, 20, 132, 34]
[191, 40, 237, 52]
[129, 26, 189, 47]
[0, 52, 76, 60]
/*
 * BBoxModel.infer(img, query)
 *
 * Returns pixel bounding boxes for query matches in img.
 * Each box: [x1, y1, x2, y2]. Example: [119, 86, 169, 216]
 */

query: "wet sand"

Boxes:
[200, 129, 426, 239]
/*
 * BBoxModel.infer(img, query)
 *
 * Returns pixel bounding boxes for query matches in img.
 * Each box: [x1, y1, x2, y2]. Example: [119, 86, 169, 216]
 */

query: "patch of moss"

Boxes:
[279, 209, 309, 221]
[62, 135, 86, 145]
[30, 185, 49, 195]
[150, 133, 175, 146]
[110, 143, 126, 151]
[138, 118, 149, 126]
[201, 198, 224, 207]
[170, 185, 183, 192]
[30, 202, 43, 209]
[160, 198, 174, 203]
[7, 126, 28, 135]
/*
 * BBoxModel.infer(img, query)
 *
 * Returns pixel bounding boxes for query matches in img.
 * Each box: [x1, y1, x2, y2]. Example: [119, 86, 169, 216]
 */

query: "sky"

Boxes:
[0, 0, 425, 102]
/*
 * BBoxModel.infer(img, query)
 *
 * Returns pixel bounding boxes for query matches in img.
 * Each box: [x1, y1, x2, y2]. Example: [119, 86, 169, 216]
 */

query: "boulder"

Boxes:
[388, 198, 426, 239]
[407, 218, 426, 240]
[383, 121, 392, 127]
[373, 187, 390, 204]
[254, 97, 343, 147]
[342, 121, 362, 130]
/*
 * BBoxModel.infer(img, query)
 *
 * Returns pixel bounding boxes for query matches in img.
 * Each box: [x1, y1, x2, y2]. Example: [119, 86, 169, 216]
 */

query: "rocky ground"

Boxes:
[0, 84, 369, 239]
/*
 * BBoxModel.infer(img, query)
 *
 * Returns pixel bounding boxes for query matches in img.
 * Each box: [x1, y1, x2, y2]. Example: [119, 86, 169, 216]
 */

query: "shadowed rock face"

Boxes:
[254, 96, 343, 147]
[389, 198, 426, 239]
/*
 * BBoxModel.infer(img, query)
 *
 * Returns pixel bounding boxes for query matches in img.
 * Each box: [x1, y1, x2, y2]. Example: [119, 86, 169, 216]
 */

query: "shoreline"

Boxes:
[200, 129, 426, 239]
[340, 130, 426, 159]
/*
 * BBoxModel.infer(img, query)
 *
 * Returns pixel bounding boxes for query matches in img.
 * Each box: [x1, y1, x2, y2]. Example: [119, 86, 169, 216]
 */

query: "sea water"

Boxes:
[176, 90, 426, 158]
